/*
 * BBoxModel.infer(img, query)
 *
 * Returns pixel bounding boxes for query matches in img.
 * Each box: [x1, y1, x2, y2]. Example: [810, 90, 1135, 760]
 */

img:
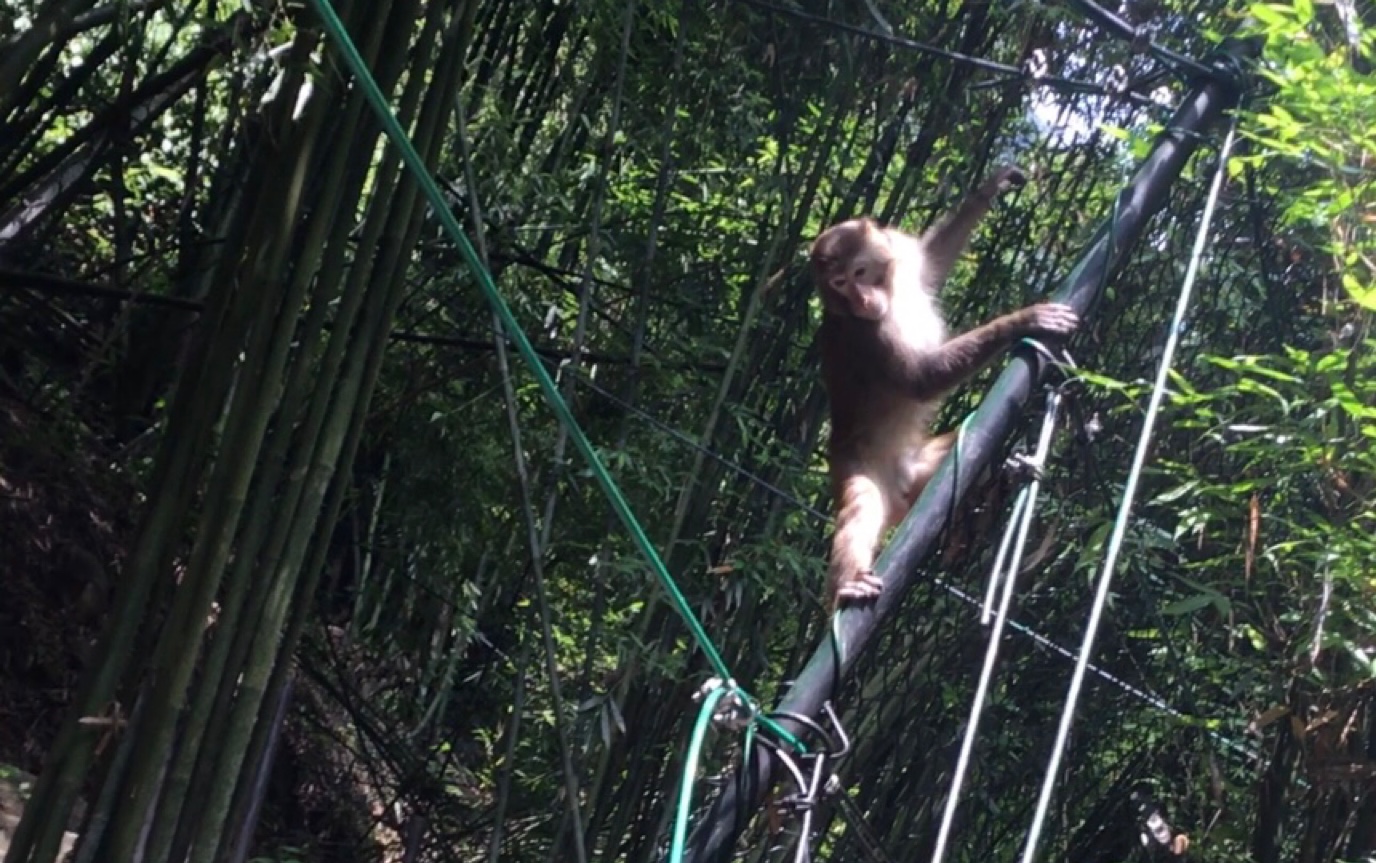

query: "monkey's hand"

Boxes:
[1018, 302, 1080, 337]
[985, 165, 1028, 197]
[833, 568, 884, 605]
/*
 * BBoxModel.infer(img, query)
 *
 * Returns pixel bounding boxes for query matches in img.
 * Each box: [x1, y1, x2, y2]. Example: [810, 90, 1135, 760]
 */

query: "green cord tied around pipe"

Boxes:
[669, 684, 733, 863]
[302, 0, 807, 755]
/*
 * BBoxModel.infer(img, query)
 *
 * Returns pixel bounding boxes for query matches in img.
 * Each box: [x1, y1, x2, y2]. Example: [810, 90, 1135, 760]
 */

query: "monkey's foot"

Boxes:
[834, 570, 884, 605]
[1025, 302, 1080, 337]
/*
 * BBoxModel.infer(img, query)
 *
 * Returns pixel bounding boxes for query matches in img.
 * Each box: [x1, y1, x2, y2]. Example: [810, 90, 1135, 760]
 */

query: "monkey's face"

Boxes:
[810, 219, 894, 320]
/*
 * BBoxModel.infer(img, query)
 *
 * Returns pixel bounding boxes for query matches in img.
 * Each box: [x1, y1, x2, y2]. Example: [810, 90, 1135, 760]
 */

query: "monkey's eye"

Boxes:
[853, 266, 867, 278]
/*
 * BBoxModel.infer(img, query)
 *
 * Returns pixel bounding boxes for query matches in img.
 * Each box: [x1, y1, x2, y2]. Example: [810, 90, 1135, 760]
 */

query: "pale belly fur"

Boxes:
[851, 401, 937, 510]
[855, 236, 947, 515]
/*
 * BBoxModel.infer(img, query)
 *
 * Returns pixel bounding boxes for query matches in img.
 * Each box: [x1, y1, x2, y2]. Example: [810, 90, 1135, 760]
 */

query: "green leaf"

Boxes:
[1248, 1, 1294, 27]
[1341, 271, 1376, 310]
[1162, 593, 1214, 615]
[1152, 481, 1198, 505]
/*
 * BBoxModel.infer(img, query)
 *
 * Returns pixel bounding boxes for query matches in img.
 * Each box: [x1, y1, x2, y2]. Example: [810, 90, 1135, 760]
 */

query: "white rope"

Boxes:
[1018, 118, 1239, 863]
[981, 489, 1028, 624]
[931, 389, 1064, 863]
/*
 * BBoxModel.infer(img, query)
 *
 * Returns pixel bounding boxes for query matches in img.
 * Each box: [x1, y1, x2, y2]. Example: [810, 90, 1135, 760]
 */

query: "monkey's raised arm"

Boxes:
[878, 303, 1078, 399]
[919, 166, 1026, 293]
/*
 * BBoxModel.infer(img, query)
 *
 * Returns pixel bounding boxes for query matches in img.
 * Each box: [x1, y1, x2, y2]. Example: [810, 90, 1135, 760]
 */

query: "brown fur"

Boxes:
[810, 166, 1079, 606]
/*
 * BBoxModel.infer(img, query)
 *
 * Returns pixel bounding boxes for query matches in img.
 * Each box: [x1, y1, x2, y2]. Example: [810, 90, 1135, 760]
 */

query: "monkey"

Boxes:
[809, 165, 1080, 606]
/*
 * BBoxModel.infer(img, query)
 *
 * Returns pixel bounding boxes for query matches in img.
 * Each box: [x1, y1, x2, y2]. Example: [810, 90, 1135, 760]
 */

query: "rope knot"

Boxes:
[1005, 452, 1046, 482]
[694, 677, 754, 732]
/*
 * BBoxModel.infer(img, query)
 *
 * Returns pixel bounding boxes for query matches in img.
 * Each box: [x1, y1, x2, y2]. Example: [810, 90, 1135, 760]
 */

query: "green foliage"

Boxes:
[1242, 1, 1376, 309]
[1160, 339, 1376, 681]
[7, 0, 1376, 859]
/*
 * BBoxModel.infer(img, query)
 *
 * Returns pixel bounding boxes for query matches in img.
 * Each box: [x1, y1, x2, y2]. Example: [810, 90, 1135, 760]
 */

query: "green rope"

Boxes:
[669, 686, 730, 863]
[305, 0, 805, 753]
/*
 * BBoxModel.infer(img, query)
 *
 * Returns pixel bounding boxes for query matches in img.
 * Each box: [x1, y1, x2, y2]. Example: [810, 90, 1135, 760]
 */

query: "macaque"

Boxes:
[810, 165, 1080, 606]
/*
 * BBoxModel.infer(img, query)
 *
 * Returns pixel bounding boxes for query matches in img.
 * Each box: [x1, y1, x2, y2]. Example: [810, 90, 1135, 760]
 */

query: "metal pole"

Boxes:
[677, 38, 1257, 863]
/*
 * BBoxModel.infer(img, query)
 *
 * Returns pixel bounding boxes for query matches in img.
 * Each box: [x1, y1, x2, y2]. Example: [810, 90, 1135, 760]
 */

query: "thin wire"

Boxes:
[379, 313, 1242, 748]
[459, 81, 591, 863]
[304, 0, 808, 753]
[557, 364, 831, 521]
[1018, 119, 1240, 863]
[931, 390, 1063, 863]
[735, 0, 1156, 106]
[560, 352, 1264, 767]
[555, 351, 1258, 757]
[315, 0, 1254, 778]
[56, 238, 1247, 760]
[835, 793, 901, 863]
[981, 487, 1029, 623]
[1062, 0, 1216, 80]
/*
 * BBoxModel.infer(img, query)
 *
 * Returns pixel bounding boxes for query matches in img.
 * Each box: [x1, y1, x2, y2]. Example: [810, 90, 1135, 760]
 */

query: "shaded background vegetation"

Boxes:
[1, 0, 1374, 861]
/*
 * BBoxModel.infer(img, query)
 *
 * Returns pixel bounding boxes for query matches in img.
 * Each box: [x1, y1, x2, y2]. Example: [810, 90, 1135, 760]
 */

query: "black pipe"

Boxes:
[676, 38, 1258, 863]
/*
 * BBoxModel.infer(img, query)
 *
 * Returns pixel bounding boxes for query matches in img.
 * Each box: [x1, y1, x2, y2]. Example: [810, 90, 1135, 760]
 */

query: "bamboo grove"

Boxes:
[1, 0, 1374, 861]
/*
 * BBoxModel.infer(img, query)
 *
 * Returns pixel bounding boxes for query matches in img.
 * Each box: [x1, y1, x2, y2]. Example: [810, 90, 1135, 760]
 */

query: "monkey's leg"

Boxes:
[894, 304, 1079, 398]
[828, 473, 889, 604]
[919, 165, 1026, 291]
[903, 431, 956, 509]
